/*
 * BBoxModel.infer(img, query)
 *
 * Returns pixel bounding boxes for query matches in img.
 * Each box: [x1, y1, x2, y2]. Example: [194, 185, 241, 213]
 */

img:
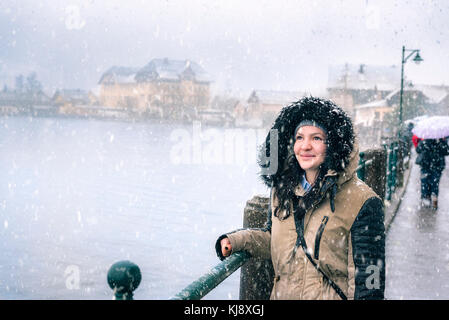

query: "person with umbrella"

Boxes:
[416, 137, 449, 209]
[413, 116, 449, 209]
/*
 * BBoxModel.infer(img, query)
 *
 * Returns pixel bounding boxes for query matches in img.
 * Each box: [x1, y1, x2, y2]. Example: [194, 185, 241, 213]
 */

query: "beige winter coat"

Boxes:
[223, 144, 385, 300]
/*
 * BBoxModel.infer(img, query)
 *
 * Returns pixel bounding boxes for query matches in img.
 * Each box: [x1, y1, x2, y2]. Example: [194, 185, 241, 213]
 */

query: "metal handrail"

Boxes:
[356, 159, 373, 173]
[170, 251, 251, 300]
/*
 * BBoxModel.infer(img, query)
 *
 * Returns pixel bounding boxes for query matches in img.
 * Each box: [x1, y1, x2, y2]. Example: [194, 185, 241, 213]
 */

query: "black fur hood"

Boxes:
[258, 96, 357, 188]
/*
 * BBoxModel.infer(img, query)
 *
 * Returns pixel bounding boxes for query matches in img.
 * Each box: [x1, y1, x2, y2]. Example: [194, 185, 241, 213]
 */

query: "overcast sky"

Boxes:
[1, 0, 448, 98]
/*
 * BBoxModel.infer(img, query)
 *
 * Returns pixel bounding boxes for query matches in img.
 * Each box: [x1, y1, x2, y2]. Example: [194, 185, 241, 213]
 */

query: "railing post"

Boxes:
[383, 143, 391, 201]
[107, 260, 142, 300]
[385, 143, 393, 201]
[360, 148, 387, 201]
[396, 140, 405, 188]
[357, 152, 365, 181]
[391, 141, 398, 192]
[239, 195, 274, 300]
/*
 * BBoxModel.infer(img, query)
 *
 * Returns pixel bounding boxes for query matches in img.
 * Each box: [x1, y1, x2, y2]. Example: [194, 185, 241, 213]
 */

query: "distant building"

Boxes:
[354, 99, 392, 127]
[436, 93, 449, 115]
[354, 84, 449, 126]
[210, 95, 241, 113]
[327, 64, 400, 117]
[97, 67, 140, 108]
[245, 90, 307, 126]
[411, 84, 449, 115]
[52, 89, 92, 106]
[52, 89, 100, 116]
[98, 58, 211, 119]
[0, 90, 20, 115]
[0, 88, 52, 115]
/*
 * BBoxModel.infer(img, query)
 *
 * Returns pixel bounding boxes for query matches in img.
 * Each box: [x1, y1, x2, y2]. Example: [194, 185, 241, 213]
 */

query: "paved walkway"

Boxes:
[385, 160, 449, 299]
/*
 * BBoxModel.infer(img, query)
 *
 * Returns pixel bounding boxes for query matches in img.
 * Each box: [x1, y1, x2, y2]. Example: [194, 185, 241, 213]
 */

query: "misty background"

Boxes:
[1, 0, 448, 98]
[1, 0, 449, 300]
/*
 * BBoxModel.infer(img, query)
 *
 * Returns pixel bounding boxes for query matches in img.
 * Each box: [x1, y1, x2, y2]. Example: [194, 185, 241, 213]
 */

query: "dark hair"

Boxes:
[258, 96, 354, 217]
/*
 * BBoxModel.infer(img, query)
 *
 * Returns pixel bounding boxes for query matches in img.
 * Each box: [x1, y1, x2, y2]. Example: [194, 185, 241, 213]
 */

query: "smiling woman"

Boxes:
[216, 96, 386, 300]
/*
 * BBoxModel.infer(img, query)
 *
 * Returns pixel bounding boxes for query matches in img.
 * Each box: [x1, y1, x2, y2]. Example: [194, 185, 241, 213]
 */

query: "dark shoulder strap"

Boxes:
[293, 202, 348, 300]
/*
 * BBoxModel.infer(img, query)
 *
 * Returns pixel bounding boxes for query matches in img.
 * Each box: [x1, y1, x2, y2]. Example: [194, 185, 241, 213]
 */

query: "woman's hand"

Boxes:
[220, 237, 232, 258]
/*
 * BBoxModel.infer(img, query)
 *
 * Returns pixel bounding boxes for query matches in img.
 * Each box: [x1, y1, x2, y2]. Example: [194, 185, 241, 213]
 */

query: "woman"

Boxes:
[215, 97, 385, 300]
[416, 138, 449, 209]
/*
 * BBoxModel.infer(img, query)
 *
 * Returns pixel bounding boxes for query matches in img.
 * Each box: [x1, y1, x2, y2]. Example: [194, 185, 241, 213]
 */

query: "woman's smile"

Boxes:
[294, 125, 327, 184]
[300, 154, 315, 159]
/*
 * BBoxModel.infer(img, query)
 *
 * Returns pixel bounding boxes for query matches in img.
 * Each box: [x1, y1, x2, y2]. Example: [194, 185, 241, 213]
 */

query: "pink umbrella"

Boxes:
[412, 116, 449, 139]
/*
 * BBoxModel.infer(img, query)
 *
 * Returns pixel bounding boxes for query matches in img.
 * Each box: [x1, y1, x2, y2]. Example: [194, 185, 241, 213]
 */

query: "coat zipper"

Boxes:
[314, 216, 329, 260]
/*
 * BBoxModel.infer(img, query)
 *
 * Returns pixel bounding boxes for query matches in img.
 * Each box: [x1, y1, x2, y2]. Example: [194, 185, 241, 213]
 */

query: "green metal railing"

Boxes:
[107, 141, 406, 300]
[170, 251, 251, 300]
[384, 141, 399, 201]
[356, 151, 373, 181]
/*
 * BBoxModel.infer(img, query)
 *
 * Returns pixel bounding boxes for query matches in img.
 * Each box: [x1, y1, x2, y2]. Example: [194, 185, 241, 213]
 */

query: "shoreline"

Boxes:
[0, 111, 268, 129]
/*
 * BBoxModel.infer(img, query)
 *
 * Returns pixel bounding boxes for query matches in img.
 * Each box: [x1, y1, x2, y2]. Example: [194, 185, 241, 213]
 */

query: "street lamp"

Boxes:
[395, 46, 423, 189]
[398, 46, 423, 126]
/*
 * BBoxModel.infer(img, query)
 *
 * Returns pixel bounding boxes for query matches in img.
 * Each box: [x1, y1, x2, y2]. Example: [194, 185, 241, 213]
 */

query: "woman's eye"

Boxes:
[313, 136, 323, 141]
[296, 136, 303, 141]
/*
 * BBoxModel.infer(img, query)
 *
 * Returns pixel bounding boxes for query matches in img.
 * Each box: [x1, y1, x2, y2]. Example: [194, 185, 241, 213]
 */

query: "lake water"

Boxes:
[0, 116, 269, 299]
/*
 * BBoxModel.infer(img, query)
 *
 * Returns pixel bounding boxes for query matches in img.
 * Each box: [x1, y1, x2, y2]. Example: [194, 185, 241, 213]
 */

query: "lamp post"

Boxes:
[396, 46, 423, 189]
[398, 46, 423, 127]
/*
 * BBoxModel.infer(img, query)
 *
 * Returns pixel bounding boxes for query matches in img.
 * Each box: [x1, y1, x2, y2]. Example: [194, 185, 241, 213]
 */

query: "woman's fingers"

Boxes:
[220, 237, 232, 257]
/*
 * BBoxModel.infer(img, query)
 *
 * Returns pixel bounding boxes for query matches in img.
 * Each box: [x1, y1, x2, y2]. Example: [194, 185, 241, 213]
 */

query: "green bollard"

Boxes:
[107, 260, 142, 300]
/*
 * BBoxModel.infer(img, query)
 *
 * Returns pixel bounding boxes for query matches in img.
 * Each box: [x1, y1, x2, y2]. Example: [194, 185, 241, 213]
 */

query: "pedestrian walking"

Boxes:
[416, 138, 449, 209]
[215, 97, 385, 300]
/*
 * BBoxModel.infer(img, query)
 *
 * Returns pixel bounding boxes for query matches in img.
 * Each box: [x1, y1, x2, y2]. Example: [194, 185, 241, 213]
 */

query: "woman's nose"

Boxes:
[300, 138, 312, 149]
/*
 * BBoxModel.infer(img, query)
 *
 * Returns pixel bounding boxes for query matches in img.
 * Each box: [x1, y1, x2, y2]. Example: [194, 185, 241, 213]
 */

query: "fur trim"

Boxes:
[258, 96, 355, 187]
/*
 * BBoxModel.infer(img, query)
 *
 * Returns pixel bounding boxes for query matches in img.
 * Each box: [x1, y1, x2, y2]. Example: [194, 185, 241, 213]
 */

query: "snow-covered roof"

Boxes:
[248, 90, 306, 105]
[412, 84, 449, 104]
[328, 64, 400, 91]
[98, 66, 140, 84]
[135, 58, 211, 83]
[99, 59, 211, 84]
[384, 84, 449, 104]
[354, 83, 449, 110]
[355, 99, 389, 110]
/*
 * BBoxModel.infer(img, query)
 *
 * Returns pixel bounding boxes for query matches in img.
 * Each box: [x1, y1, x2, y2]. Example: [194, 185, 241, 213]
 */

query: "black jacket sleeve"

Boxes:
[350, 196, 385, 300]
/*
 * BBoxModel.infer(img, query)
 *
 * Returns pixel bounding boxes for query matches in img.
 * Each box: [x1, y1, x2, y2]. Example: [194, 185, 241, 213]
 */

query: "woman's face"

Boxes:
[294, 125, 327, 176]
